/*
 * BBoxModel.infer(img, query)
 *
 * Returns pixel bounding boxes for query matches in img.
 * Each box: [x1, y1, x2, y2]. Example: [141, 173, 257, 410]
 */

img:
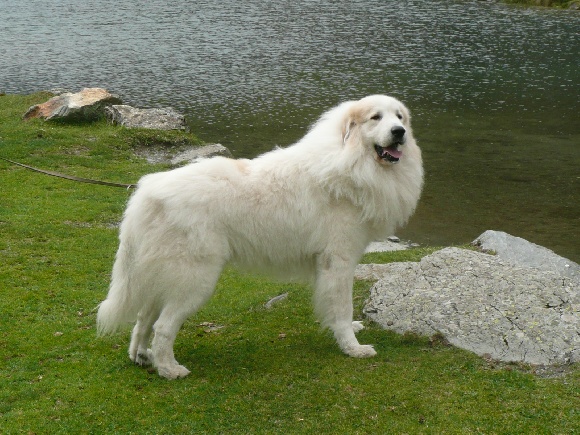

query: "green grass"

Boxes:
[1, 93, 578, 434]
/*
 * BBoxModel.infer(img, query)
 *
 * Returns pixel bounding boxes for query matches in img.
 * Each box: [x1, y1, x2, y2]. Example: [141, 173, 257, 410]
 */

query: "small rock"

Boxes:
[170, 144, 232, 166]
[24, 87, 122, 121]
[106, 105, 186, 131]
[365, 240, 408, 253]
[265, 293, 289, 310]
[387, 236, 400, 243]
[132, 140, 232, 165]
[197, 322, 225, 333]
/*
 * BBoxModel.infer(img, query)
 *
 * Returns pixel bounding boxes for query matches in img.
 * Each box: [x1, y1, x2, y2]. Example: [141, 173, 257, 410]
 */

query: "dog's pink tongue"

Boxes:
[386, 145, 402, 159]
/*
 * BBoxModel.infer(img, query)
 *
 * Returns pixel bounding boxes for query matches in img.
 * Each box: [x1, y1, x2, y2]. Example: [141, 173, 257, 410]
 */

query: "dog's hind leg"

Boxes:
[314, 253, 377, 359]
[129, 303, 160, 367]
[150, 306, 194, 379]
[150, 260, 223, 379]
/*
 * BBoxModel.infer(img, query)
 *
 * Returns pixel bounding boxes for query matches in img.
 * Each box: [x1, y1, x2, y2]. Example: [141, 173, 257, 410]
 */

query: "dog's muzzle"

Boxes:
[374, 126, 406, 164]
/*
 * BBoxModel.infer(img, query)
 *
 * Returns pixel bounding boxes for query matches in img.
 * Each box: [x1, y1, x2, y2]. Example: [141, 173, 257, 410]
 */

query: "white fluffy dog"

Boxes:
[97, 95, 423, 379]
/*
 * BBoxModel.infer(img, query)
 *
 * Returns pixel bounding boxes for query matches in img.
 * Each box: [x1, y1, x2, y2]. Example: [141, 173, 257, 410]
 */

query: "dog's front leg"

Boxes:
[314, 253, 377, 358]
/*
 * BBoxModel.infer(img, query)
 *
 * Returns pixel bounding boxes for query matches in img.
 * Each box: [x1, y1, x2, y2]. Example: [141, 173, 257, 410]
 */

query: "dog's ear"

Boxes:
[341, 104, 364, 147]
[342, 119, 357, 146]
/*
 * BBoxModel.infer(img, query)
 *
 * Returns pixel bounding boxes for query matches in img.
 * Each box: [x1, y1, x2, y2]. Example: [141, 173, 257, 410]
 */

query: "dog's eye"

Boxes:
[396, 113, 403, 120]
[370, 113, 382, 121]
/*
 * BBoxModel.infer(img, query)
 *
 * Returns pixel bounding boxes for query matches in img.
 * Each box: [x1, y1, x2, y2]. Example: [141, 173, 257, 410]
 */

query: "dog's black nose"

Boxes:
[391, 126, 406, 140]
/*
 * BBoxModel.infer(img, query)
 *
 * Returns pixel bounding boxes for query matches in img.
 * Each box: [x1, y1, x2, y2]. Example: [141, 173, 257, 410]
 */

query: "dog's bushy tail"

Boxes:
[96, 242, 140, 335]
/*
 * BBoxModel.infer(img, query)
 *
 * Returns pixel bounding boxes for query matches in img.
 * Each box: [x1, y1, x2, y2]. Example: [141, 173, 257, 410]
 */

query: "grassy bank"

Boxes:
[1, 93, 578, 433]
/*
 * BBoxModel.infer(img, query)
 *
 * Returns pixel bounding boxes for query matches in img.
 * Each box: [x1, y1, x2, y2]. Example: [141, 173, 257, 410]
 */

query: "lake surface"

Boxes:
[1, 0, 579, 261]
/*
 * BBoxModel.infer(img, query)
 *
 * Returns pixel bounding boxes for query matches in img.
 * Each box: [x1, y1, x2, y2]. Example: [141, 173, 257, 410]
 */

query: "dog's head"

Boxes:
[341, 95, 412, 166]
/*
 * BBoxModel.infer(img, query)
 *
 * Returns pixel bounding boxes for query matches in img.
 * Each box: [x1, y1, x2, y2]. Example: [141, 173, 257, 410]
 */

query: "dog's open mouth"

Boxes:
[374, 144, 403, 163]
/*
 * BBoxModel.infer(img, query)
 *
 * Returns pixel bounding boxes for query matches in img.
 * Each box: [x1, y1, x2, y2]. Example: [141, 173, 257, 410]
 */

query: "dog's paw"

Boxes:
[352, 321, 365, 333]
[157, 363, 191, 380]
[132, 349, 154, 367]
[344, 344, 377, 358]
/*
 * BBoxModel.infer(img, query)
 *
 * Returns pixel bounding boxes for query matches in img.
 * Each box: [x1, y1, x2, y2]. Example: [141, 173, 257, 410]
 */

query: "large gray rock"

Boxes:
[24, 88, 122, 121]
[363, 247, 579, 365]
[105, 105, 186, 130]
[473, 230, 579, 279]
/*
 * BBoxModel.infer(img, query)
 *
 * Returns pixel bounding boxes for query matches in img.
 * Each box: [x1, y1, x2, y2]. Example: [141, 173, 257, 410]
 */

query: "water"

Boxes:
[1, 0, 578, 261]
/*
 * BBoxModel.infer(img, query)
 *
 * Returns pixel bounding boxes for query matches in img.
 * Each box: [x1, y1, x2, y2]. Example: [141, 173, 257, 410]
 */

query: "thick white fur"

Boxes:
[97, 95, 423, 379]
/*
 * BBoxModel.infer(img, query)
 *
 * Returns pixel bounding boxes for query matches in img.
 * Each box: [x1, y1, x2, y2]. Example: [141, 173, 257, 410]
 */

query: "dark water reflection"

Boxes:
[1, 0, 578, 260]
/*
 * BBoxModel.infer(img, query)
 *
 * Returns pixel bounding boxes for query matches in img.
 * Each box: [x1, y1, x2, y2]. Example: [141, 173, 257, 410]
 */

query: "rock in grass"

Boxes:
[364, 239, 408, 254]
[264, 293, 289, 310]
[23, 88, 122, 121]
[106, 105, 186, 131]
[364, 247, 579, 365]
